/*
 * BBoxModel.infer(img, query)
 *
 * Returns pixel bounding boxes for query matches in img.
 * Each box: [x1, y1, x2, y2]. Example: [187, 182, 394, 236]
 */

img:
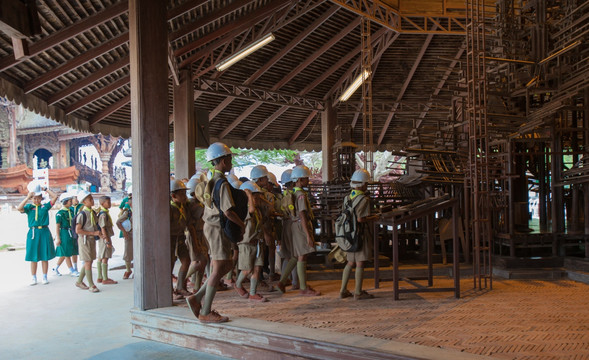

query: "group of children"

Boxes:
[169, 142, 379, 324]
[18, 183, 134, 292]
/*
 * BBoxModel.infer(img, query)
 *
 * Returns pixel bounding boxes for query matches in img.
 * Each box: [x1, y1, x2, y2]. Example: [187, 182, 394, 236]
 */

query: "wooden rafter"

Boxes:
[47, 56, 129, 105]
[377, 31, 435, 145]
[0, 1, 128, 72]
[219, 102, 262, 139]
[246, 106, 289, 141]
[23, 32, 129, 94]
[289, 110, 318, 145]
[167, 0, 208, 21]
[65, 75, 129, 115]
[89, 94, 130, 126]
[209, 97, 235, 121]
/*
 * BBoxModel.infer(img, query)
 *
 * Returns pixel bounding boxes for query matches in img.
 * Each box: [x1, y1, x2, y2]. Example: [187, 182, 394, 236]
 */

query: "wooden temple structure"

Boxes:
[0, 0, 588, 358]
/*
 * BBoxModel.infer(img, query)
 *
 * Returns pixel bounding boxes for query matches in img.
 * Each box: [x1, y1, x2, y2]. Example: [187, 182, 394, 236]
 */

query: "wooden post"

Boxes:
[129, 0, 171, 310]
[321, 101, 336, 182]
[551, 118, 564, 256]
[173, 69, 195, 180]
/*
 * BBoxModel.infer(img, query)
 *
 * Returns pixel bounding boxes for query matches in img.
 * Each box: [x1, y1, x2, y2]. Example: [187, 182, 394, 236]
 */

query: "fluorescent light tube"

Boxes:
[216, 33, 275, 72]
[339, 69, 371, 102]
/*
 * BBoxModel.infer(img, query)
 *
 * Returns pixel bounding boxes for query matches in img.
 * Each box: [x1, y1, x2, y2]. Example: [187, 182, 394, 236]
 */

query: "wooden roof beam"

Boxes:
[47, 55, 129, 105]
[244, 4, 340, 86]
[167, 0, 208, 21]
[246, 106, 289, 141]
[272, 16, 360, 91]
[377, 30, 435, 145]
[218, 102, 262, 139]
[23, 32, 128, 94]
[65, 75, 129, 115]
[209, 96, 235, 121]
[0, 1, 128, 72]
[89, 94, 130, 126]
[289, 110, 318, 145]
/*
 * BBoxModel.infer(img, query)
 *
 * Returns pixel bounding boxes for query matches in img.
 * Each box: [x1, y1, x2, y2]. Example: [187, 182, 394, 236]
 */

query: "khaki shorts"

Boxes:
[171, 235, 190, 263]
[238, 242, 265, 271]
[291, 220, 315, 257]
[203, 223, 232, 261]
[98, 238, 113, 259]
[78, 236, 96, 262]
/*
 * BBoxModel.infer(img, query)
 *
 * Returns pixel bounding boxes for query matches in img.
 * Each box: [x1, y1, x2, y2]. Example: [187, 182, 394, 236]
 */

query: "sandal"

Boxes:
[340, 289, 353, 299]
[88, 286, 100, 293]
[248, 293, 268, 302]
[353, 290, 374, 300]
[75, 281, 89, 290]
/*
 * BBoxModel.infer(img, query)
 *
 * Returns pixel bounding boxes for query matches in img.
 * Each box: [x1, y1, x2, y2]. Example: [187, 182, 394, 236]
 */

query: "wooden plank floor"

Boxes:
[169, 276, 589, 359]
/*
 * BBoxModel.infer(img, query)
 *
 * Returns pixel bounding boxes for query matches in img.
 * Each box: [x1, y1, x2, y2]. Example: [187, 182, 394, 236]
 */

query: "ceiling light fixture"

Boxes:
[215, 33, 275, 72]
[339, 69, 371, 102]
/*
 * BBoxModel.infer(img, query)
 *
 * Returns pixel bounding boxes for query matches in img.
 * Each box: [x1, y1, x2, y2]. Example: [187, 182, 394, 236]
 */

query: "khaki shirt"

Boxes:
[202, 171, 235, 226]
[187, 199, 204, 233]
[98, 209, 114, 238]
[238, 211, 262, 245]
[77, 208, 98, 241]
[170, 201, 190, 237]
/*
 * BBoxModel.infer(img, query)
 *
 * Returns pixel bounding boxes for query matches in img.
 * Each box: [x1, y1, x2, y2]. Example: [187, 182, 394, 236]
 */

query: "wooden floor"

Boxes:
[133, 272, 589, 359]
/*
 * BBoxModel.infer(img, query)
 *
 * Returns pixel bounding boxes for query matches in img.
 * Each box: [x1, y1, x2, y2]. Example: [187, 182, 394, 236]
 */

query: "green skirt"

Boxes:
[25, 227, 56, 262]
[55, 228, 78, 257]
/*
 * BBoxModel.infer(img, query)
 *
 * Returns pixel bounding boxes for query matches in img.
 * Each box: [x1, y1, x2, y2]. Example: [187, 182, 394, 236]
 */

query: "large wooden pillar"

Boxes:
[173, 69, 195, 180]
[321, 101, 336, 182]
[129, 0, 171, 310]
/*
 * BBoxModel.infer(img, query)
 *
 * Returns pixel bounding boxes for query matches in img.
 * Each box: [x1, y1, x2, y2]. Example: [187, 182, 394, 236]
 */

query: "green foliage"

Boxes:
[194, 147, 298, 169]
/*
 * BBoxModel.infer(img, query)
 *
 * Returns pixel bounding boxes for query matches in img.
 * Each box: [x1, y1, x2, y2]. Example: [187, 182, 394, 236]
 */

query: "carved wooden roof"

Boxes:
[0, 0, 467, 151]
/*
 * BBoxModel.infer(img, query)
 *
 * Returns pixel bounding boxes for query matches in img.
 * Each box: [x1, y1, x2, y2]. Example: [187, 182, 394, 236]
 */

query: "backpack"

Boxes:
[212, 178, 248, 244]
[334, 195, 365, 252]
[70, 211, 87, 240]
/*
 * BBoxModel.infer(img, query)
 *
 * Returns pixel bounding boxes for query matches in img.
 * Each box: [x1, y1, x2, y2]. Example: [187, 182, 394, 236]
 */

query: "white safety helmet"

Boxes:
[206, 142, 232, 162]
[77, 190, 91, 203]
[280, 169, 292, 184]
[350, 168, 371, 188]
[227, 174, 242, 189]
[27, 180, 43, 196]
[267, 172, 279, 187]
[170, 179, 187, 192]
[250, 165, 269, 181]
[59, 192, 74, 204]
[240, 180, 262, 193]
[290, 165, 311, 182]
[186, 177, 199, 198]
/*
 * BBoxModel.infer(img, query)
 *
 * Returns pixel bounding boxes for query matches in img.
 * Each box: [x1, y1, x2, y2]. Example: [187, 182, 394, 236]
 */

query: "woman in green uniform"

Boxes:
[17, 183, 58, 285]
[53, 193, 79, 277]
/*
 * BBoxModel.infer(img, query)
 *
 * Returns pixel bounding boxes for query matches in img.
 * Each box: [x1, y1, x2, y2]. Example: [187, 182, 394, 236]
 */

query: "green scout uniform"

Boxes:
[24, 203, 56, 262]
[291, 187, 315, 257]
[55, 206, 77, 257]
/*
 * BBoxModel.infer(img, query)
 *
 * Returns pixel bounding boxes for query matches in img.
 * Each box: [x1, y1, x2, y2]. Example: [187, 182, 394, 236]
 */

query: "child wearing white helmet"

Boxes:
[339, 169, 379, 300]
[17, 182, 58, 285]
[74, 190, 103, 293]
[274, 165, 320, 296]
[116, 195, 134, 279]
[277, 169, 299, 289]
[186, 142, 242, 323]
[233, 181, 269, 302]
[169, 179, 194, 300]
[53, 192, 79, 277]
[184, 173, 208, 292]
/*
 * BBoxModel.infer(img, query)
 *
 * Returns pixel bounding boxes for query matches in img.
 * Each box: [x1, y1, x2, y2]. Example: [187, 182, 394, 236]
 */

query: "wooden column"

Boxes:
[129, 0, 171, 310]
[173, 69, 195, 180]
[551, 118, 564, 255]
[58, 141, 69, 168]
[321, 101, 336, 182]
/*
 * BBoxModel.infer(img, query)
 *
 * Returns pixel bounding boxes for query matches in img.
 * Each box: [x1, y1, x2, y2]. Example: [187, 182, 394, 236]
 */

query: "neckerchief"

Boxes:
[170, 201, 186, 223]
[34, 204, 40, 221]
[84, 206, 96, 226]
[350, 189, 364, 200]
[100, 207, 112, 224]
[67, 207, 72, 221]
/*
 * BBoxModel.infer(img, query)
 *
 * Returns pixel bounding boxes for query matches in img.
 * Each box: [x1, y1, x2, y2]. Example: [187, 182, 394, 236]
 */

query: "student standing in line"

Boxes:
[116, 196, 134, 280]
[339, 169, 379, 300]
[97, 196, 117, 285]
[17, 183, 58, 285]
[74, 191, 102, 293]
[53, 193, 79, 277]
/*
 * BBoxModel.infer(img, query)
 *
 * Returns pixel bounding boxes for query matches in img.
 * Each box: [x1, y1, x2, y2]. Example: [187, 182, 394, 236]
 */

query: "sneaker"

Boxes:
[102, 279, 118, 285]
[353, 290, 374, 300]
[299, 286, 321, 296]
[52, 268, 61, 277]
[340, 289, 353, 299]
[248, 294, 268, 302]
[69, 270, 80, 277]
[185, 295, 201, 318]
[198, 310, 229, 323]
[42, 278, 49, 285]
[30, 278, 37, 286]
